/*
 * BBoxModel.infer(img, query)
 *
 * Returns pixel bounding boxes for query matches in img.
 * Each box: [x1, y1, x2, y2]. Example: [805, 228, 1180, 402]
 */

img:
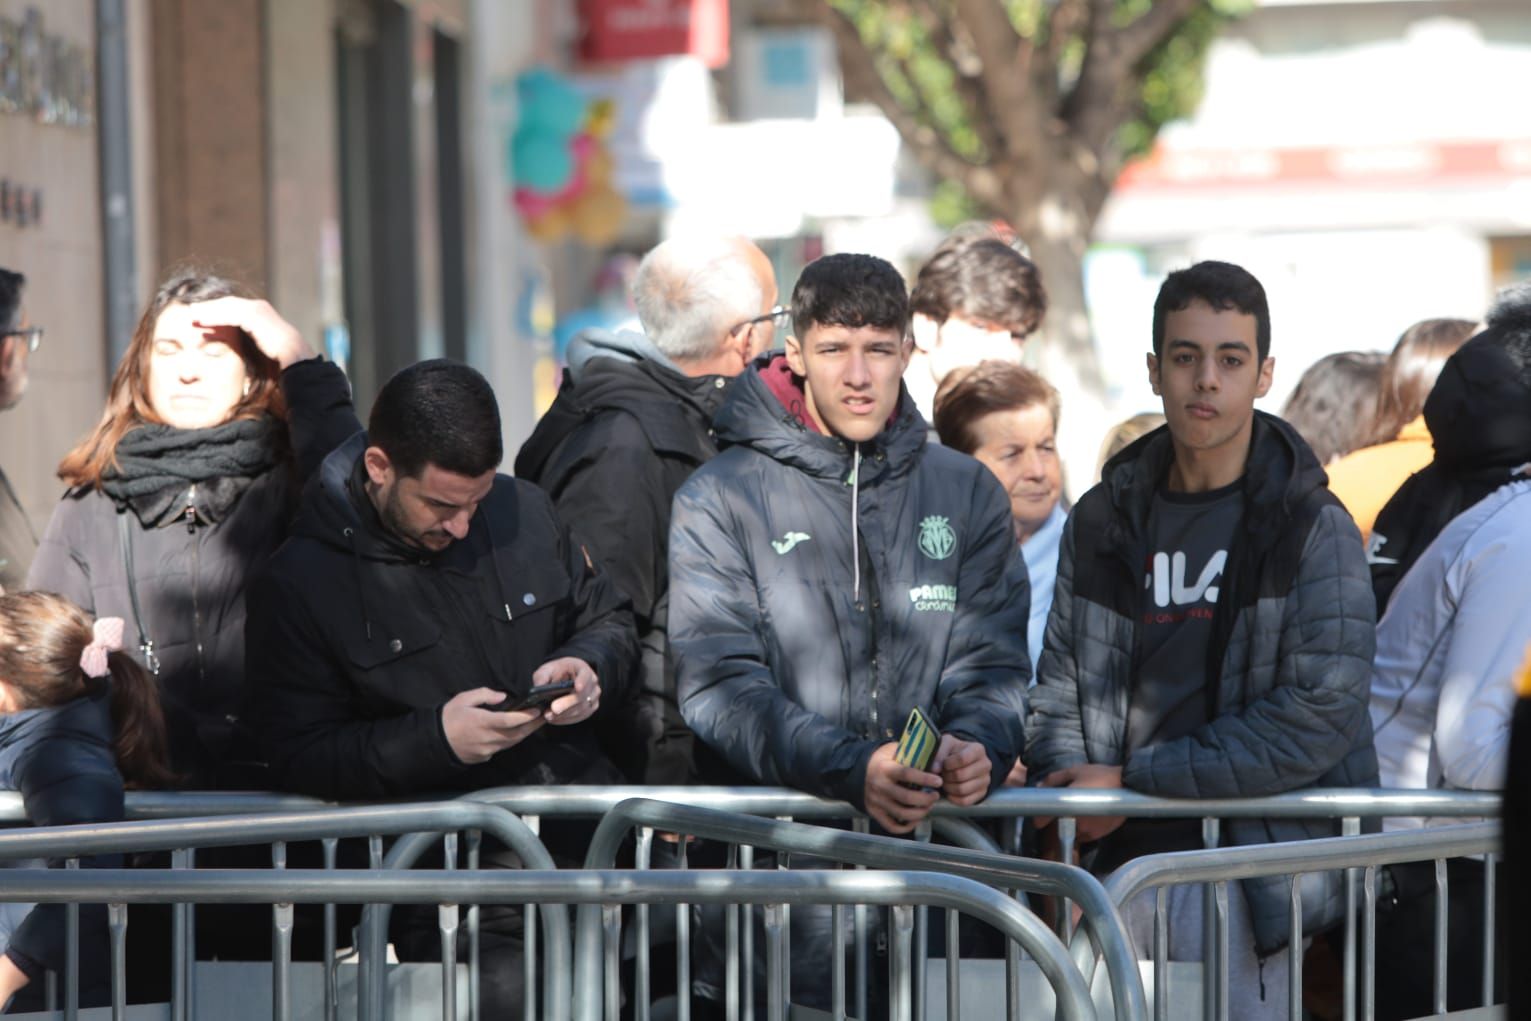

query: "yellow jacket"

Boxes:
[1325, 416, 1434, 541]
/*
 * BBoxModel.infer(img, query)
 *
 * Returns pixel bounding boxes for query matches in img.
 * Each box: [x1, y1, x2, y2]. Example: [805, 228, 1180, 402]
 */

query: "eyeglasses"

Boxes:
[1, 327, 41, 353]
[733, 306, 791, 336]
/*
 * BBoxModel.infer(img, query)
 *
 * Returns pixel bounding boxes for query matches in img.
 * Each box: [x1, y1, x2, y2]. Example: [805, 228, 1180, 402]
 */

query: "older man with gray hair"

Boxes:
[516, 235, 780, 787]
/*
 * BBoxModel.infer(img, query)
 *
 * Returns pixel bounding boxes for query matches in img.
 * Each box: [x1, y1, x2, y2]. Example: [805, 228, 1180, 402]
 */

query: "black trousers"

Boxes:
[1371, 857, 1505, 1020]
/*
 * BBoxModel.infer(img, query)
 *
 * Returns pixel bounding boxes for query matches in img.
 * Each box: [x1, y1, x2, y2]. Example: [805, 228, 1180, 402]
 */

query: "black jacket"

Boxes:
[0, 693, 123, 985]
[669, 354, 1030, 810]
[1369, 331, 1531, 611]
[515, 330, 729, 785]
[247, 432, 639, 802]
[27, 359, 360, 783]
[1029, 412, 1378, 953]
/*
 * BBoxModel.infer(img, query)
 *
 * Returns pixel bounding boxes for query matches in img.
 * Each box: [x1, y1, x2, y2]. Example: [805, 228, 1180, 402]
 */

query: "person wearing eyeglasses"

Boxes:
[0, 268, 39, 593]
[516, 235, 779, 794]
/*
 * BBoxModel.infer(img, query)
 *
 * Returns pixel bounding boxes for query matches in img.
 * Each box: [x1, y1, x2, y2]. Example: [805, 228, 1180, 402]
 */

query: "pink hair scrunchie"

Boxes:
[79, 617, 126, 679]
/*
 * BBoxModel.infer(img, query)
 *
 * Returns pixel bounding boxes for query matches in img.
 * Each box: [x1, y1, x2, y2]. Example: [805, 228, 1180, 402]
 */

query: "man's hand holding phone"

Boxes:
[441, 688, 546, 764]
[864, 742, 941, 834]
[531, 656, 601, 725]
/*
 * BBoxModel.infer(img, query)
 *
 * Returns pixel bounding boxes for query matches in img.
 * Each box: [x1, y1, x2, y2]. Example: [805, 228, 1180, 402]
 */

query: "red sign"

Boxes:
[577, 0, 730, 69]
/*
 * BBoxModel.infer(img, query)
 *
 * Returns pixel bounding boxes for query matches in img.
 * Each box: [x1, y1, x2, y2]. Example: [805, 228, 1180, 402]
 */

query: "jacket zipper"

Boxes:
[184, 484, 207, 687]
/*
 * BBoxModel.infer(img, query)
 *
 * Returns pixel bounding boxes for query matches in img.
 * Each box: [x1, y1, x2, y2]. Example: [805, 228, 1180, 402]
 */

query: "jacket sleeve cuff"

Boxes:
[835, 743, 879, 811]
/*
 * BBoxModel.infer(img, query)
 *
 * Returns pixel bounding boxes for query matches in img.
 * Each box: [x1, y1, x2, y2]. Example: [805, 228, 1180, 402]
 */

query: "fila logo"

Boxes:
[771, 531, 811, 555]
[1145, 550, 1227, 608]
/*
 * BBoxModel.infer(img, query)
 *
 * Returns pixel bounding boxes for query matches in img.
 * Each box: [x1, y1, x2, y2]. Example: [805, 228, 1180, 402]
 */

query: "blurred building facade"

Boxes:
[1090, 0, 1531, 415]
[0, 0, 560, 523]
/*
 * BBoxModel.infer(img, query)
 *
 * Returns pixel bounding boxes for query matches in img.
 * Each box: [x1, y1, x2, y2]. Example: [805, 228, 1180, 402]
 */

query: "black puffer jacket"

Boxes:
[0, 693, 122, 990]
[514, 330, 729, 785]
[247, 432, 638, 802]
[1028, 412, 1378, 954]
[26, 360, 359, 783]
[669, 354, 1030, 809]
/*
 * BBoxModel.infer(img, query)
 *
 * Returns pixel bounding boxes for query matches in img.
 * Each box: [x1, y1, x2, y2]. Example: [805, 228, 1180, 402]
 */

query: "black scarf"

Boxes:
[101, 417, 284, 527]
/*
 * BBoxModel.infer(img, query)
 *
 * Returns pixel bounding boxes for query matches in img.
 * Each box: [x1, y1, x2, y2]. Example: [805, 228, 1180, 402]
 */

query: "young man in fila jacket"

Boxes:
[668, 253, 1029, 1014]
[1027, 261, 1378, 1019]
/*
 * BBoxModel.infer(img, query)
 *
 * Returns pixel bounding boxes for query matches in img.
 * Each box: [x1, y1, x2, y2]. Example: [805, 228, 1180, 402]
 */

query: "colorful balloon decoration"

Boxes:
[510, 70, 627, 246]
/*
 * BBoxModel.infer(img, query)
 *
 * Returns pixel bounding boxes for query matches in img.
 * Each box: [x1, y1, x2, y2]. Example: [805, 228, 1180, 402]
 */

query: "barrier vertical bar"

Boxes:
[853, 817, 868, 1021]
[1058, 816, 1077, 945]
[912, 821, 931, 1021]
[1214, 881, 1229, 1021]
[524, 815, 540, 1021]
[1006, 936, 1021, 1021]
[635, 827, 653, 1021]
[742, 843, 756, 1021]
[1433, 858, 1448, 1016]
[323, 838, 339, 1021]
[466, 829, 481, 1021]
[946, 909, 960, 1021]
[1342, 816, 1359, 1021]
[108, 903, 127, 1021]
[185, 846, 198, 1021]
[603, 904, 622, 1021]
[1154, 886, 1167, 1021]
[677, 835, 691, 1021]
[1483, 852, 1497, 1008]
[44, 970, 56, 1012]
[171, 848, 189, 1021]
[363, 835, 384, 1021]
[891, 904, 913, 1021]
[65, 858, 79, 1021]
[776, 817, 792, 1011]
[1201, 817, 1220, 1021]
[725, 843, 739, 1021]
[1361, 866, 1376, 1021]
[765, 904, 786, 1021]
[273, 841, 292, 1021]
[442, 833, 459, 1021]
[832, 904, 846, 1021]
[1289, 876, 1302, 1021]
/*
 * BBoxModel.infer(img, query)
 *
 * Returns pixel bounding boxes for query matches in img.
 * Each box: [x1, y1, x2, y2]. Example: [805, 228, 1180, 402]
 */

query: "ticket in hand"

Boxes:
[894, 706, 941, 773]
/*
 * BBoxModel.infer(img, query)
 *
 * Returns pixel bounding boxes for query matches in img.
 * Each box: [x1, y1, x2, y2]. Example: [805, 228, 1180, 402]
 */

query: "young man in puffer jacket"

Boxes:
[668, 253, 1030, 1014]
[1027, 261, 1378, 1020]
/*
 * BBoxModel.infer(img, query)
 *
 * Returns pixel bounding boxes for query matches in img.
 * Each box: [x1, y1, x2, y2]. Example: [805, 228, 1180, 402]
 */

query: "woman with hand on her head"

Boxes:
[0, 592, 173, 1011]
[27, 270, 360, 786]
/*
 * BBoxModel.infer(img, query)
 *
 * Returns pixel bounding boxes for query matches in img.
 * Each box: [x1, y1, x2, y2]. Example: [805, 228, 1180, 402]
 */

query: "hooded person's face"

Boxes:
[363, 447, 496, 552]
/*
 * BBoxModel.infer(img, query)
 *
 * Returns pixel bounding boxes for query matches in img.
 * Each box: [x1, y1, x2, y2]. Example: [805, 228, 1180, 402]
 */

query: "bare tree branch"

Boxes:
[1063, 0, 1203, 155]
[910, 4, 1006, 160]
[817, 4, 1007, 211]
[951, 0, 1042, 173]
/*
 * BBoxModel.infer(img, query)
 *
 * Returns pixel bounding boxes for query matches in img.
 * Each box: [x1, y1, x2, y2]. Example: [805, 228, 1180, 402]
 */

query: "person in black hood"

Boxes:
[27, 269, 358, 787]
[1028, 261, 1377, 1020]
[515, 235, 780, 787]
[247, 359, 636, 1015]
[669, 253, 1028, 1015]
[1368, 284, 1531, 612]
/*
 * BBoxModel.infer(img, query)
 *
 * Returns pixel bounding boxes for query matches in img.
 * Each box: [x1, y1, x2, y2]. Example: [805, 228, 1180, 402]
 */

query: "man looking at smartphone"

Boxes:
[247, 359, 636, 1014]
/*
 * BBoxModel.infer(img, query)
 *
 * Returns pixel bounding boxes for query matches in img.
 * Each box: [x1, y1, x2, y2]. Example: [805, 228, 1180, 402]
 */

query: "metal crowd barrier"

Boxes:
[1083, 821, 1500, 1021]
[0, 787, 1503, 1021]
[0, 866, 1096, 1021]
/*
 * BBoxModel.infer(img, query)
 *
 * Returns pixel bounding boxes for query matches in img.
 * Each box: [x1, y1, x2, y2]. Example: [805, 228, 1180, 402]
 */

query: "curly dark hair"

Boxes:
[1153, 260, 1271, 361]
[790, 253, 908, 340]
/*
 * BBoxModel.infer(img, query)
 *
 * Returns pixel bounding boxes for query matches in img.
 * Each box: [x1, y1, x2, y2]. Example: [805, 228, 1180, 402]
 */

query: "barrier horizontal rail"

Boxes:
[1078, 821, 1501, 1021]
[573, 797, 1146, 1021]
[0, 867, 1098, 1021]
[0, 786, 1492, 825]
[0, 803, 567, 1021]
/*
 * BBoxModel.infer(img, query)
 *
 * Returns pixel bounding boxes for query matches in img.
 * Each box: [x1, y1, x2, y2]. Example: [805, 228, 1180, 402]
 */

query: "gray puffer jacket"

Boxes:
[669, 354, 1030, 810]
[1028, 411, 1378, 954]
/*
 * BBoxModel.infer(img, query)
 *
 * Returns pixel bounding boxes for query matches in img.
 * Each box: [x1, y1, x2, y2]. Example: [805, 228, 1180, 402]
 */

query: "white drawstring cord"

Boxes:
[851, 446, 862, 602]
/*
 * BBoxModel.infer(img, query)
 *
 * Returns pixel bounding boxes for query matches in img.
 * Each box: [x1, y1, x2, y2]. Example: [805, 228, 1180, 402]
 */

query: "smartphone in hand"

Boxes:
[894, 706, 941, 773]
[501, 679, 576, 712]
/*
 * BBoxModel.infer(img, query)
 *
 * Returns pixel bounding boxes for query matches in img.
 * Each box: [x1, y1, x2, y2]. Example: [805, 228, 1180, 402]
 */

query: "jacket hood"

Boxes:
[712, 352, 928, 483]
[565, 327, 680, 380]
[1424, 332, 1531, 471]
[294, 432, 421, 563]
[1100, 410, 1326, 551]
[515, 335, 731, 482]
